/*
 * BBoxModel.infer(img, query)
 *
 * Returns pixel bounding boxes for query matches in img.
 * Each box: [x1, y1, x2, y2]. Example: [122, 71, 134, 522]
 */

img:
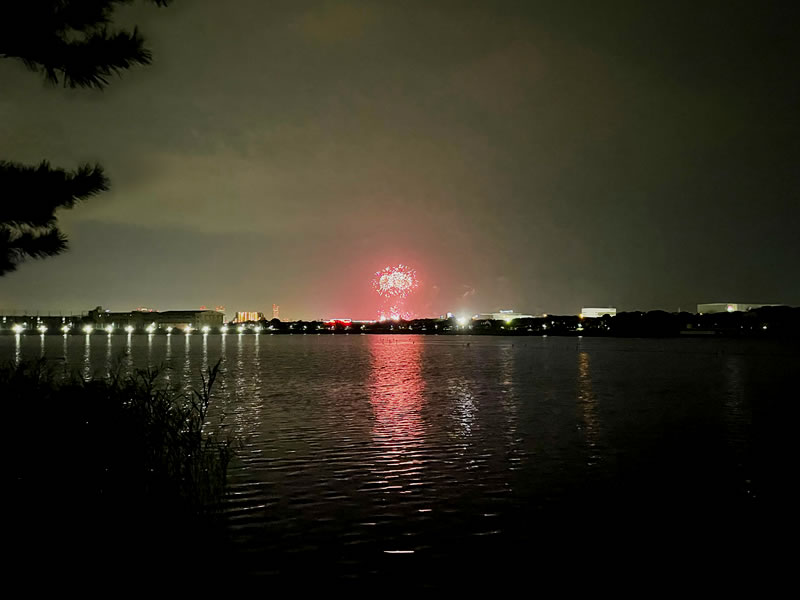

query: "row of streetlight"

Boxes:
[7, 324, 261, 335]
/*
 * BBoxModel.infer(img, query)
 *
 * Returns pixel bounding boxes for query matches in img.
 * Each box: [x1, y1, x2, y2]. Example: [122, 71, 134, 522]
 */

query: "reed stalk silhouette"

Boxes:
[3, 358, 234, 580]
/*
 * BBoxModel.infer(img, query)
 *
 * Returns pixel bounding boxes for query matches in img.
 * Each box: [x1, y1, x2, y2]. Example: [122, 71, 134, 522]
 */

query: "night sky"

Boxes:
[1, 0, 798, 319]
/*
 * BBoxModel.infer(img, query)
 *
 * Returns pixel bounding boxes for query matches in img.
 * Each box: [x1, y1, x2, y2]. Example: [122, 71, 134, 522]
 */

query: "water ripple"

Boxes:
[4, 334, 796, 585]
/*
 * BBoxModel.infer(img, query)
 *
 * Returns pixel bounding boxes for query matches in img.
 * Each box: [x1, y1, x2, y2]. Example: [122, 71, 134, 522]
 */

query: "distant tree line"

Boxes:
[233, 306, 800, 338]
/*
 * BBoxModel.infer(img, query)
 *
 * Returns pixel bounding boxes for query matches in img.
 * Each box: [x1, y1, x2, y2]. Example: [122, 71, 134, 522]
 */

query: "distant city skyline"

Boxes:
[0, 297, 792, 322]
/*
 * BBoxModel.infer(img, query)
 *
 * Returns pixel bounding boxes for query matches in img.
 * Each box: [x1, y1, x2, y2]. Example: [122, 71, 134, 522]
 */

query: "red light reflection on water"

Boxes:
[368, 337, 425, 451]
[367, 337, 426, 556]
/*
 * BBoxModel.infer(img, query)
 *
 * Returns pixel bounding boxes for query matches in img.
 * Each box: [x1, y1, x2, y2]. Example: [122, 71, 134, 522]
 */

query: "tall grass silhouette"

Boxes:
[4, 359, 234, 582]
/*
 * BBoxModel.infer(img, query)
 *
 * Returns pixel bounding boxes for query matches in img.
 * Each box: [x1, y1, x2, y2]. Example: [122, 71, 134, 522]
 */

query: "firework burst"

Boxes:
[372, 264, 420, 320]
[372, 264, 419, 299]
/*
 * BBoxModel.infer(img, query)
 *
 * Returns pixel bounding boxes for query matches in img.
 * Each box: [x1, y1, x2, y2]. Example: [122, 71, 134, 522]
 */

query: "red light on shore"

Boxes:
[324, 318, 353, 325]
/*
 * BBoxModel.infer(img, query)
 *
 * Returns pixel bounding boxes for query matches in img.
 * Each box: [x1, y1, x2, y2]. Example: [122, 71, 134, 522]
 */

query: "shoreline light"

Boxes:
[125, 325, 134, 333]
[105, 325, 114, 334]
[38, 325, 47, 334]
[12, 324, 24, 334]
[83, 325, 93, 334]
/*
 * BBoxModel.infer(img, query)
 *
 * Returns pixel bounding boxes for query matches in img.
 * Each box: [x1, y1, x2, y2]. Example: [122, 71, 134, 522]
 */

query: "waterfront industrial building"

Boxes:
[581, 307, 617, 318]
[87, 307, 224, 331]
[472, 309, 536, 321]
[157, 310, 224, 331]
[0, 306, 224, 334]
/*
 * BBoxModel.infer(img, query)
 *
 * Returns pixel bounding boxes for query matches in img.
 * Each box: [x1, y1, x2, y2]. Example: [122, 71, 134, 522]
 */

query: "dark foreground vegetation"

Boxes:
[4, 360, 232, 585]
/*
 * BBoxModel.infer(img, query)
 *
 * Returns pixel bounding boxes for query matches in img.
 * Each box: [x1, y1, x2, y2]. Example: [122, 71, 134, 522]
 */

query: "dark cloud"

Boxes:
[1, 1, 798, 317]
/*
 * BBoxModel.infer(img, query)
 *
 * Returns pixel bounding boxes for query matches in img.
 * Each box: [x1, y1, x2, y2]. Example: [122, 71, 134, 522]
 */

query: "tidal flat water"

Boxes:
[3, 333, 797, 588]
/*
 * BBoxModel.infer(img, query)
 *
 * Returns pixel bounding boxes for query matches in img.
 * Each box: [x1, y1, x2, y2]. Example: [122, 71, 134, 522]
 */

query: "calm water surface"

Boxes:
[3, 333, 796, 586]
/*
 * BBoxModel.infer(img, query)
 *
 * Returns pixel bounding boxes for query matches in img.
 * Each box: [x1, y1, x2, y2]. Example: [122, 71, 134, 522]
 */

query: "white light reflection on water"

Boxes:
[449, 375, 476, 437]
[125, 333, 133, 372]
[147, 333, 154, 370]
[723, 353, 753, 497]
[218, 331, 227, 391]
[234, 332, 246, 402]
[251, 332, 261, 397]
[164, 334, 172, 383]
[577, 350, 601, 467]
[105, 333, 113, 376]
[241, 334, 263, 435]
[499, 343, 522, 472]
[202, 331, 209, 375]
[82, 334, 91, 380]
[181, 334, 193, 394]
[14, 334, 21, 366]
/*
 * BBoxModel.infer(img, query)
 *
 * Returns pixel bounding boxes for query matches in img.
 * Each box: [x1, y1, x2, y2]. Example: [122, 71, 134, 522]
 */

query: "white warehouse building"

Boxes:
[472, 309, 536, 321]
[581, 307, 617, 318]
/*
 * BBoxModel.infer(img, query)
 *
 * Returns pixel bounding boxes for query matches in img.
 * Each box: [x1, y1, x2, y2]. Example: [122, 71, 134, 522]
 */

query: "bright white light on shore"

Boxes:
[125, 325, 134, 333]
[146, 324, 156, 333]
[184, 326, 192, 334]
[61, 325, 70, 333]
[83, 325, 93, 334]
[457, 316, 468, 326]
[166, 326, 173, 333]
[12, 324, 24, 334]
[105, 325, 114, 334]
[38, 325, 47, 333]
[237, 325, 245, 333]
[220, 326, 228, 333]
[201, 326, 210, 334]
[253, 326, 261, 333]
